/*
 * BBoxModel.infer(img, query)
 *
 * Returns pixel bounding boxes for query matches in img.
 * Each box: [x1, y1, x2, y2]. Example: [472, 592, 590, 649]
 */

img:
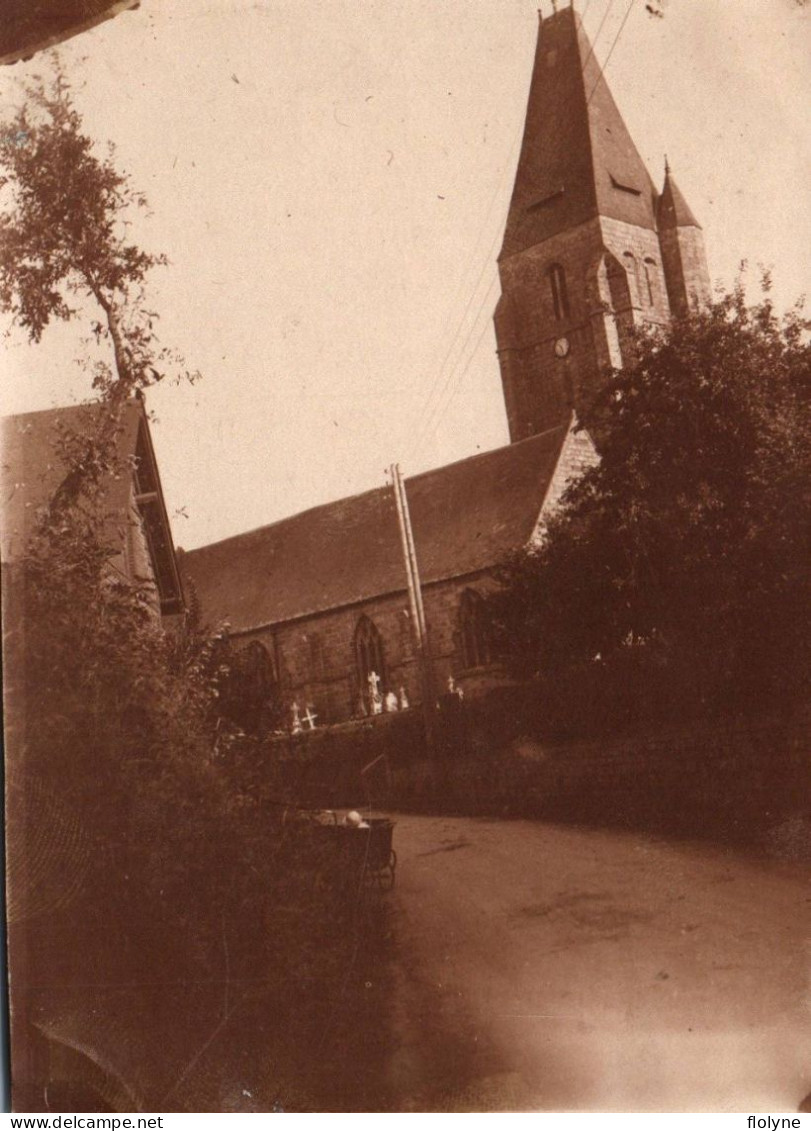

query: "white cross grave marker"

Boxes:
[368, 670, 383, 715]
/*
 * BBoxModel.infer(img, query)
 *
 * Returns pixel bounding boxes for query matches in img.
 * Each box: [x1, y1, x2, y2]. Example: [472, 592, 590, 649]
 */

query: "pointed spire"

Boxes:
[501, 5, 658, 259]
[657, 159, 701, 230]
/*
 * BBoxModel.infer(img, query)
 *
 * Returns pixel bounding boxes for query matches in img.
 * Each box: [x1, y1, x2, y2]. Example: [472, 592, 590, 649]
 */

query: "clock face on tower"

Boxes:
[554, 336, 570, 358]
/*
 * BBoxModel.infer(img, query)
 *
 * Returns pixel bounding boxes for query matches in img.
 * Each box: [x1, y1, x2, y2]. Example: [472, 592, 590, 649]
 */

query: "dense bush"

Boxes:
[1, 63, 389, 1111]
[488, 284, 810, 723]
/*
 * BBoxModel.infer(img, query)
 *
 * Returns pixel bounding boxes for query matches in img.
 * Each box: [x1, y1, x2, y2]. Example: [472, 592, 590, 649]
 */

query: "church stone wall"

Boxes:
[659, 225, 712, 317]
[600, 216, 672, 327]
[496, 217, 607, 440]
[495, 214, 673, 442]
[530, 425, 599, 540]
[235, 571, 504, 727]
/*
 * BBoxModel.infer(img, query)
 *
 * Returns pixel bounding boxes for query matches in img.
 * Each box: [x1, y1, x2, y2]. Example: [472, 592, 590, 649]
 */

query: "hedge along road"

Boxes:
[381, 814, 811, 1112]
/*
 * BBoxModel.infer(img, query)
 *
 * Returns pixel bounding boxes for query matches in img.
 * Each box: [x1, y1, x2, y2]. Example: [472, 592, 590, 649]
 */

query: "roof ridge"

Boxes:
[404, 421, 568, 486]
[181, 480, 391, 555]
[182, 425, 570, 556]
[181, 426, 571, 629]
[1, 397, 144, 426]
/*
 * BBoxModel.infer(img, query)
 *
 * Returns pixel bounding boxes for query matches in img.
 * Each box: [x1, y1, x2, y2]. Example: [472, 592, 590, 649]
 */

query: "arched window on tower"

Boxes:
[458, 589, 492, 670]
[547, 263, 570, 321]
[354, 615, 387, 711]
[643, 257, 657, 307]
[622, 251, 641, 306]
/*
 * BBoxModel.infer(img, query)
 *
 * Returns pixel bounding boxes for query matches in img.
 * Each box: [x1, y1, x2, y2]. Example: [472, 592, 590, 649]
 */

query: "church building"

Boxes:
[180, 3, 710, 726]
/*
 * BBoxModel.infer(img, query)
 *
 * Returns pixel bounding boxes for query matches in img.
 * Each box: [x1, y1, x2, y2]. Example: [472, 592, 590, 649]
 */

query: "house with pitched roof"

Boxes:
[1, 398, 184, 619]
[182, 4, 710, 727]
[3, 399, 188, 1112]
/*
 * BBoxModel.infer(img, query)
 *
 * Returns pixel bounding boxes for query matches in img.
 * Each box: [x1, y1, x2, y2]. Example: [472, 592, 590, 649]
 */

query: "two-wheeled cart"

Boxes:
[301, 812, 397, 891]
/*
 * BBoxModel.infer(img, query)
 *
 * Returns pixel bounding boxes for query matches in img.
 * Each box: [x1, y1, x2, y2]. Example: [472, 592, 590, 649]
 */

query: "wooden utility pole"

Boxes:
[391, 463, 422, 649]
[390, 463, 434, 743]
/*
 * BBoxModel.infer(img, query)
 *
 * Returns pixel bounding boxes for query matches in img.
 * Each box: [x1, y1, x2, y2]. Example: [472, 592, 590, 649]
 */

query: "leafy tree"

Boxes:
[0, 61, 197, 511]
[2, 65, 385, 1111]
[0, 61, 190, 391]
[6, 453, 384, 1108]
[488, 283, 810, 717]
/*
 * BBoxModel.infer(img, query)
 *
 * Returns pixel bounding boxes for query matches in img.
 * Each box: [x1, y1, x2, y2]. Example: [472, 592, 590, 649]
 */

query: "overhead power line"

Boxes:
[415, 279, 499, 460]
[410, 273, 499, 464]
[579, 0, 616, 77]
[407, 120, 523, 462]
[586, 0, 636, 105]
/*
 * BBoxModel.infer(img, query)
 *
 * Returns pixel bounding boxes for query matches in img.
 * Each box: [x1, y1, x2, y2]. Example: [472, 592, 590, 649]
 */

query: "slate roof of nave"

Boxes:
[179, 423, 570, 633]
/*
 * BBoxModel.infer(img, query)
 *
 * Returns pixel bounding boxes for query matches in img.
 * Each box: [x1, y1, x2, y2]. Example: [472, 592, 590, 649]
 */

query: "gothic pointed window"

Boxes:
[222, 639, 277, 734]
[548, 263, 570, 321]
[622, 251, 641, 306]
[459, 589, 492, 670]
[354, 615, 386, 707]
[243, 640, 277, 697]
[643, 258, 657, 306]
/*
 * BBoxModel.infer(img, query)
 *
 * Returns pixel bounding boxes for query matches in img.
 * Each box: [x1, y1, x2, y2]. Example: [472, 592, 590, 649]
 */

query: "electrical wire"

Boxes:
[411, 0, 620, 460]
[406, 120, 524, 463]
[579, 0, 616, 78]
[586, 0, 636, 105]
[416, 278, 499, 458]
[409, 268, 499, 462]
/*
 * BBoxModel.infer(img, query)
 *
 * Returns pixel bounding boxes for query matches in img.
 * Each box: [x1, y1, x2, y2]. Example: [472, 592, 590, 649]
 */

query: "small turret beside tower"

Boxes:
[656, 159, 712, 318]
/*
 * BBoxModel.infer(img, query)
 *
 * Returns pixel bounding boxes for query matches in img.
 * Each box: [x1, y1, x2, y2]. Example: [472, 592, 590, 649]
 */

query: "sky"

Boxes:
[1, 0, 809, 550]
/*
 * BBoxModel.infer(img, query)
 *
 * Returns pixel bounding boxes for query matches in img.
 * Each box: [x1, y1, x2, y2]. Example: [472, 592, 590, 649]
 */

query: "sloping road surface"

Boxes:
[383, 815, 811, 1112]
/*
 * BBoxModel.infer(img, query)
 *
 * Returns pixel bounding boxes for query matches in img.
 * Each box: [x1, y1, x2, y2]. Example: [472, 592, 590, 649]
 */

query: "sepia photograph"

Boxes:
[1, 0, 809, 1115]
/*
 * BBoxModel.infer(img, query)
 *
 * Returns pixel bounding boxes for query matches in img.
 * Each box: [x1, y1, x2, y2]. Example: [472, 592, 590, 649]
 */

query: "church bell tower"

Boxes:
[494, 4, 710, 442]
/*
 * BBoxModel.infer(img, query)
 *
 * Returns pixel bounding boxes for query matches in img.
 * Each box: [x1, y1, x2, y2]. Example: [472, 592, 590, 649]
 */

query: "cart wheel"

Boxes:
[377, 850, 396, 892]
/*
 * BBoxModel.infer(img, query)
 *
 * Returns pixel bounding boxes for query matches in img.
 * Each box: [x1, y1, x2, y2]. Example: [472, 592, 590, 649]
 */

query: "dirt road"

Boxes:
[382, 815, 811, 1112]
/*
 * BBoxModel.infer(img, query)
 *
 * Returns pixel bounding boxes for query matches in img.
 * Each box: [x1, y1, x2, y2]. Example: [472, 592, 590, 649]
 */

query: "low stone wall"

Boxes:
[262, 709, 425, 811]
[264, 693, 810, 857]
[400, 712, 809, 858]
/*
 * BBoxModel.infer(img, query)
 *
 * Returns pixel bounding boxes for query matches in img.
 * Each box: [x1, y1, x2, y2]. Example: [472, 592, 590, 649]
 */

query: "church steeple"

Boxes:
[494, 5, 703, 443]
[501, 5, 658, 261]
